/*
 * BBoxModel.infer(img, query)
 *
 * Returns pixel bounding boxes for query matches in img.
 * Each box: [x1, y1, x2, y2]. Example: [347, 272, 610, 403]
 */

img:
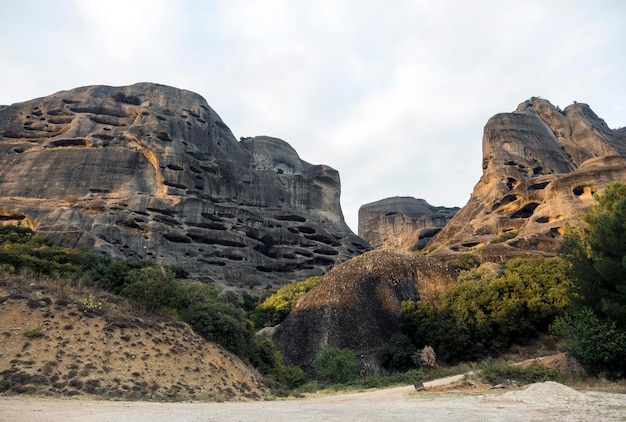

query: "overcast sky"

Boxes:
[1, 1, 625, 231]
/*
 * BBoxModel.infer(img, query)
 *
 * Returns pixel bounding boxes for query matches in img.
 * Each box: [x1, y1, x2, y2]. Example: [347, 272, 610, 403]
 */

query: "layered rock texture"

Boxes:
[358, 197, 459, 250]
[0, 83, 369, 288]
[272, 249, 458, 374]
[430, 98, 626, 260]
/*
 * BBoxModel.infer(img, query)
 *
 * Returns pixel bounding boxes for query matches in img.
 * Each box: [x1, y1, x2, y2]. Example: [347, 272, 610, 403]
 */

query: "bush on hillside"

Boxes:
[381, 333, 416, 372]
[400, 256, 571, 363]
[251, 276, 320, 328]
[552, 182, 626, 378]
[312, 346, 358, 384]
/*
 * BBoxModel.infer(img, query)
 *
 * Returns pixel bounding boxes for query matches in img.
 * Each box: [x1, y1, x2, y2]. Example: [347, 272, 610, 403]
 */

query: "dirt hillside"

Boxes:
[0, 280, 267, 401]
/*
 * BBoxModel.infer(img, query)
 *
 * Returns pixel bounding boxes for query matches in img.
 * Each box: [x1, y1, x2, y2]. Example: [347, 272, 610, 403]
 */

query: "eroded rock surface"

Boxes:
[0, 83, 369, 288]
[358, 196, 458, 250]
[429, 98, 626, 260]
[272, 249, 458, 374]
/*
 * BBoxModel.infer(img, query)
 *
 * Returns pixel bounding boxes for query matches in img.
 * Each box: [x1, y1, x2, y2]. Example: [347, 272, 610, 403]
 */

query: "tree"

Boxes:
[553, 182, 626, 377]
[312, 346, 358, 384]
[551, 309, 626, 378]
[381, 333, 415, 372]
[561, 182, 626, 326]
[120, 267, 179, 312]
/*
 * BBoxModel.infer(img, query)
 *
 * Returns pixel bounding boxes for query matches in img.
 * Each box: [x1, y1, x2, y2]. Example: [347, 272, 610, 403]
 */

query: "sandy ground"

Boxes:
[2, 381, 626, 422]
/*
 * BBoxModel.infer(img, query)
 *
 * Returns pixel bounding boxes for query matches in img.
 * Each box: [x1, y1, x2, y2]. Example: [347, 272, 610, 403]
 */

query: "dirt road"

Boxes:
[1, 382, 626, 421]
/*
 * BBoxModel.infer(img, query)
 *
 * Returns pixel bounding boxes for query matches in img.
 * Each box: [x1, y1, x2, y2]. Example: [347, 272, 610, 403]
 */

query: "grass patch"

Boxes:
[23, 323, 45, 338]
[490, 231, 518, 244]
[478, 360, 562, 386]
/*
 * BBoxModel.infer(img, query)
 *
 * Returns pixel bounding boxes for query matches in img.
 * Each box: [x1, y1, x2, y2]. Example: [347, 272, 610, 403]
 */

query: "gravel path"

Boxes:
[2, 382, 626, 421]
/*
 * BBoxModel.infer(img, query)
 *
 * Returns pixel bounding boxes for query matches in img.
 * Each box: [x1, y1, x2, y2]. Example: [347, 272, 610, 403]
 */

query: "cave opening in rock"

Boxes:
[511, 202, 540, 219]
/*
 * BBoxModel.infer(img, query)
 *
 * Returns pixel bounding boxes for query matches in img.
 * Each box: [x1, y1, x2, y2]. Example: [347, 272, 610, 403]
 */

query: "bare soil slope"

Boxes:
[0, 281, 267, 401]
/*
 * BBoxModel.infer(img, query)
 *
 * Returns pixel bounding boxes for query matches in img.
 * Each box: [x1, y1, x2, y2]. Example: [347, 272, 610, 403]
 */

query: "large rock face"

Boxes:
[358, 197, 459, 250]
[430, 98, 626, 260]
[0, 83, 369, 288]
[272, 249, 458, 374]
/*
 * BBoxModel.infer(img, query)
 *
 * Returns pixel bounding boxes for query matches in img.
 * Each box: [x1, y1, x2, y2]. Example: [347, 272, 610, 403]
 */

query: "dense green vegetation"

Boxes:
[312, 346, 358, 384]
[478, 360, 562, 386]
[397, 256, 570, 365]
[551, 182, 626, 378]
[251, 276, 320, 328]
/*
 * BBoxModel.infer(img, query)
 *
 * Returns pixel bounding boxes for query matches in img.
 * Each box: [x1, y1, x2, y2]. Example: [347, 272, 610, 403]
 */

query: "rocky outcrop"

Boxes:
[272, 249, 458, 374]
[429, 98, 626, 261]
[0, 83, 369, 289]
[358, 197, 459, 250]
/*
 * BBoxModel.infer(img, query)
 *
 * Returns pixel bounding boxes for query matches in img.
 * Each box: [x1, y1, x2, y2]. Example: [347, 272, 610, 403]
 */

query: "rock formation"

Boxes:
[272, 249, 458, 374]
[0, 83, 369, 289]
[358, 197, 458, 250]
[429, 98, 626, 261]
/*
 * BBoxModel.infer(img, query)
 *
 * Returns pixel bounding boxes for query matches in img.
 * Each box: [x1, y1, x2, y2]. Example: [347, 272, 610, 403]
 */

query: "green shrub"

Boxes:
[271, 350, 308, 389]
[90, 259, 155, 294]
[450, 253, 481, 270]
[479, 360, 562, 386]
[120, 267, 180, 312]
[182, 300, 251, 355]
[490, 231, 518, 244]
[0, 380, 11, 392]
[312, 346, 358, 384]
[554, 183, 626, 379]
[551, 308, 626, 379]
[400, 256, 571, 364]
[251, 276, 320, 328]
[23, 323, 45, 338]
[381, 333, 416, 372]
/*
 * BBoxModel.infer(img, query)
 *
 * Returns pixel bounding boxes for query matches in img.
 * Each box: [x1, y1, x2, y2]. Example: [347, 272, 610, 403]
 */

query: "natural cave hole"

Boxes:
[573, 186, 586, 196]
[535, 216, 549, 223]
[276, 214, 307, 222]
[313, 248, 339, 256]
[49, 139, 88, 147]
[529, 181, 549, 190]
[548, 228, 563, 238]
[501, 194, 519, 205]
[208, 261, 226, 267]
[532, 166, 544, 175]
[297, 226, 316, 234]
[506, 178, 518, 190]
[511, 202, 540, 219]
[162, 233, 192, 243]
[462, 242, 481, 248]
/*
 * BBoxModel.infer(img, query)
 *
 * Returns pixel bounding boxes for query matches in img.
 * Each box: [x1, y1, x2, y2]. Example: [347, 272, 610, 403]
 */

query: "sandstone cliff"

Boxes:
[429, 98, 626, 260]
[358, 197, 458, 250]
[272, 249, 458, 374]
[0, 83, 369, 289]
